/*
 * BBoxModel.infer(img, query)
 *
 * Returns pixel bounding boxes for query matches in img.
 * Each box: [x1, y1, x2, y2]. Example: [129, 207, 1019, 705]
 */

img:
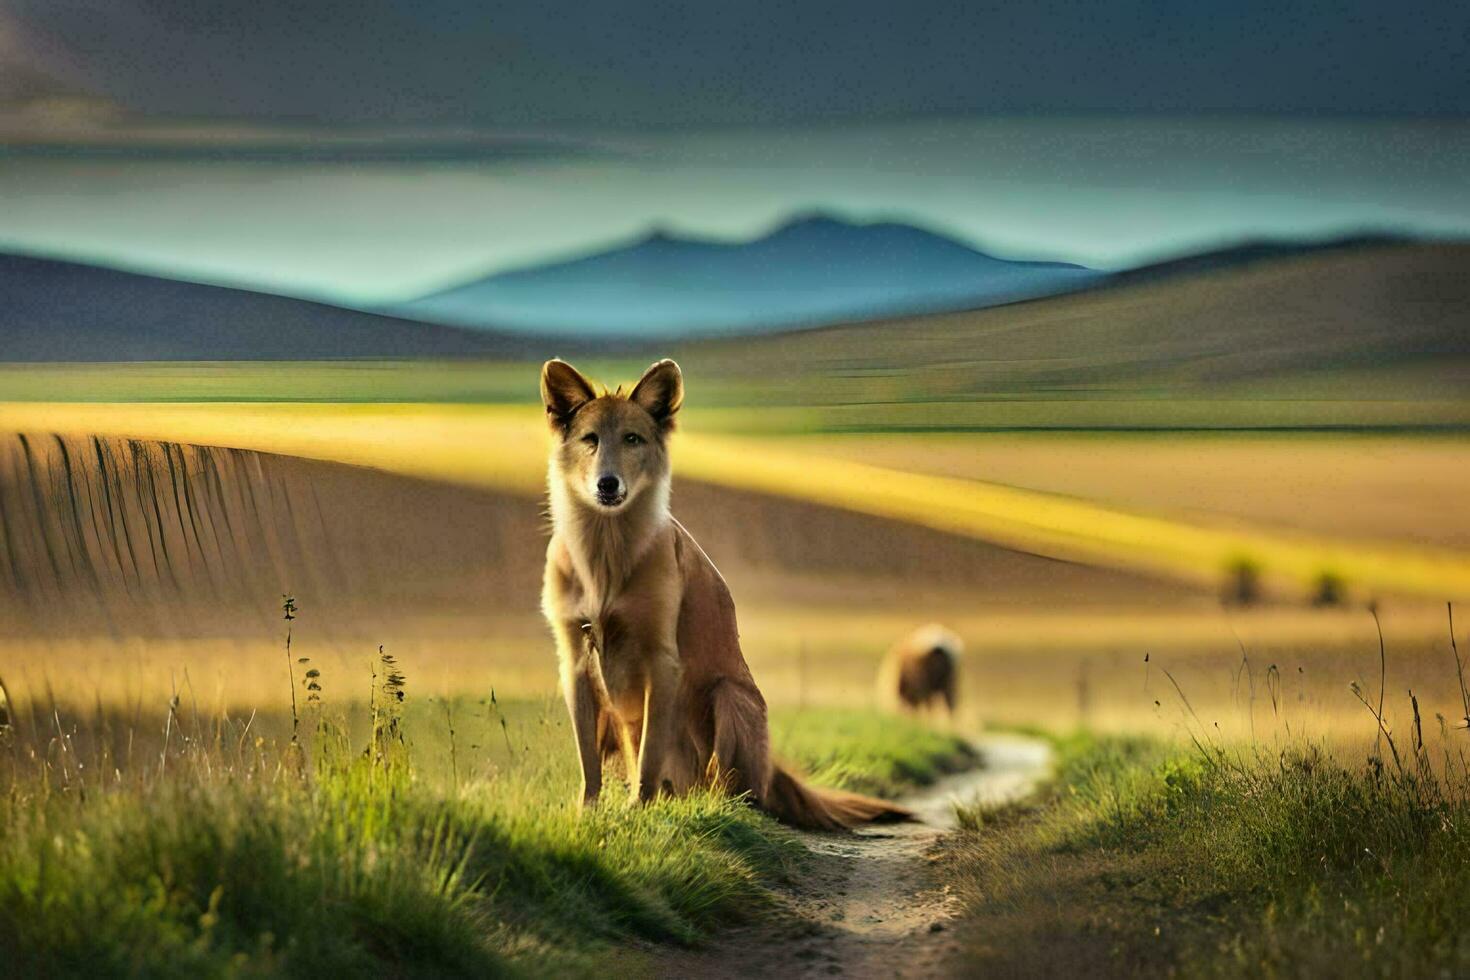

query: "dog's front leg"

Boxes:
[559, 642, 604, 809]
[635, 649, 683, 803]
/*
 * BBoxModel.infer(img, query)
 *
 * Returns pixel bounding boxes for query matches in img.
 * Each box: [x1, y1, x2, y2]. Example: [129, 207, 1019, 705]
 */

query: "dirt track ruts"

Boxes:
[660, 735, 1051, 979]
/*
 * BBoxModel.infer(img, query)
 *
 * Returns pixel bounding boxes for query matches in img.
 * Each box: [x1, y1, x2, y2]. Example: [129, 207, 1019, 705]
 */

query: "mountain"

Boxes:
[0, 253, 533, 361]
[386, 215, 1106, 337]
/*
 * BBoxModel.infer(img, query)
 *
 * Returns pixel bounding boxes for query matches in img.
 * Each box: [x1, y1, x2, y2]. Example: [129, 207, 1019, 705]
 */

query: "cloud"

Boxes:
[2, 0, 1467, 129]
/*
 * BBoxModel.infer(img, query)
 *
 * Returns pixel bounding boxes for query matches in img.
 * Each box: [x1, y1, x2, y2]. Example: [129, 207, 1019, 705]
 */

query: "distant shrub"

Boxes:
[1311, 570, 1346, 607]
[1221, 556, 1262, 606]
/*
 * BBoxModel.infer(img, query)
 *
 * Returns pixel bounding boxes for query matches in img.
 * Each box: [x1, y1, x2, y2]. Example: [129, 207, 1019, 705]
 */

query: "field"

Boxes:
[1, 344, 1468, 975]
[2, 389, 1468, 736]
[782, 432, 1470, 549]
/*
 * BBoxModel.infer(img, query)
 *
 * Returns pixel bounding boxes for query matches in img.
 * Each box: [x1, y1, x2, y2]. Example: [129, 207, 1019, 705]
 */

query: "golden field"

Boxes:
[3, 401, 1468, 600]
[0, 397, 1466, 753]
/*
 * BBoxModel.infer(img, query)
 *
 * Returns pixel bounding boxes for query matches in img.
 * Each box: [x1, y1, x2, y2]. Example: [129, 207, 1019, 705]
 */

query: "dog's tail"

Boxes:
[706, 677, 914, 831]
[764, 764, 914, 831]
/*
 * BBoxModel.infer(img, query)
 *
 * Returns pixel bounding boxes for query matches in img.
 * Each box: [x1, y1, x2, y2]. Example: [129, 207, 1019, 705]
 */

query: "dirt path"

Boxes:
[660, 735, 1052, 979]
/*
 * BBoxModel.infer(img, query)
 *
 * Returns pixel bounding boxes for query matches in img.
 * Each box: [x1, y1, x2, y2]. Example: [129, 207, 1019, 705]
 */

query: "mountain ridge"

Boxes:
[385, 213, 1106, 337]
[0, 251, 536, 361]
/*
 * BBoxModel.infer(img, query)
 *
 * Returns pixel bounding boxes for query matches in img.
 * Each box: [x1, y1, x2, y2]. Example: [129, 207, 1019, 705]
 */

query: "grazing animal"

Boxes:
[878, 624, 963, 717]
[539, 357, 911, 831]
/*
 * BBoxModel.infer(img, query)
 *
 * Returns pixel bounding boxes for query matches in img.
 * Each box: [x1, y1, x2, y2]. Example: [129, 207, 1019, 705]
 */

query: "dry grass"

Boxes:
[0, 424, 1464, 754]
[679, 243, 1470, 410]
[0, 429, 1201, 713]
[8, 594, 1466, 772]
[780, 432, 1470, 550]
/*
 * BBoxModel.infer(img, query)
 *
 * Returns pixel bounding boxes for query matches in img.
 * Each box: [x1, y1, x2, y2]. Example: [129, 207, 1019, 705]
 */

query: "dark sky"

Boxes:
[4, 0, 1469, 127]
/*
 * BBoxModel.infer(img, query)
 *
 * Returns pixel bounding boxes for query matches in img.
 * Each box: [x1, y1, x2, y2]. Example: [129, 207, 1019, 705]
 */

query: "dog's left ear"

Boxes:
[629, 359, 684, 429]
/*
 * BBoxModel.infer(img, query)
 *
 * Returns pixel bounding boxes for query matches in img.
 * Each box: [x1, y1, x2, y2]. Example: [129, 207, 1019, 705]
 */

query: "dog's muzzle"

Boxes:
[595, 475, 626, 507]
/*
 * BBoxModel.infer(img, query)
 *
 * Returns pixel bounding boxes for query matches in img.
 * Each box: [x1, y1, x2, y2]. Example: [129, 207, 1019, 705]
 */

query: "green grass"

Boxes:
[771, 707, 978, 798]
[944, 719, 1470, 978]
[0, 679, 970, 977]
[2, 359, 1466, 434]
[0, 360, 544, 404]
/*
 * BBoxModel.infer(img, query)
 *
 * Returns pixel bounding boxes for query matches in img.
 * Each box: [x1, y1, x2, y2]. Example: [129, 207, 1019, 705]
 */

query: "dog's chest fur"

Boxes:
[548, 520, 681, 701]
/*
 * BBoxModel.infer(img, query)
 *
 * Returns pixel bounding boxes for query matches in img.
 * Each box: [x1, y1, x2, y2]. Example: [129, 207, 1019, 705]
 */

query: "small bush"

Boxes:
[1311, 571, 1346, 607]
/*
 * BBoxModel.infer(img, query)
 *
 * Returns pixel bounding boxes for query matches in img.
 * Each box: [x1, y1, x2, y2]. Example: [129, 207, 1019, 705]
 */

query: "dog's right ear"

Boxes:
[540, 359, 596, 432]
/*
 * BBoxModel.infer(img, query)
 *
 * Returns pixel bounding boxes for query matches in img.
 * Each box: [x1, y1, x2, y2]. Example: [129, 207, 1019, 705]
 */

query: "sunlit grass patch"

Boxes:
[675, 431, 1470, 602]
[5, 400, 1468, 603]
[0, 645, 968, 976]
[0, 762, 505, 977]
[945, 678, 1470, 977]
[0, 706, 789, 976]
[771, 706, 977, 799]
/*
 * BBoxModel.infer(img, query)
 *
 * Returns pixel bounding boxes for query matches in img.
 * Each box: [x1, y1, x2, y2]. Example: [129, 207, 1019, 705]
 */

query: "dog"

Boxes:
[878, 624, 962, 718]
[539, 357, 910, 830]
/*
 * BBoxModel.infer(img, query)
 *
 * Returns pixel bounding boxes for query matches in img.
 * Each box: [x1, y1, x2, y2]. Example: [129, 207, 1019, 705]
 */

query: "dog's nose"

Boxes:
[597, 476, 621, 496]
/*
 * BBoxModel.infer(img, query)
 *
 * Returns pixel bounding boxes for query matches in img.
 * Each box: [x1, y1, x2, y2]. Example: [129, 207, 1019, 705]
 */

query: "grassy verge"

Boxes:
[771, 706, 978, 798]
[944, 721, 1470, 978]
[0, 666, 971, 977]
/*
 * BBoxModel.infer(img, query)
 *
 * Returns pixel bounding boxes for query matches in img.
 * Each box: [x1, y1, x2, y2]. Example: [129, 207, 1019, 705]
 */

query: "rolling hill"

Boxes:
[0, 432, 1197, 643]
[387, 214, 1105, 337]
[677, 241, 1470, 405]
[1, 231, 1463, 375]
[0, 252, 534, 361]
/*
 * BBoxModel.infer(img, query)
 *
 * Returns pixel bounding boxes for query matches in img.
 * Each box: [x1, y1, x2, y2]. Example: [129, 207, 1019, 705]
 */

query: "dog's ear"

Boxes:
[629, 359, 684, 430]
[540, 359, 597, 431]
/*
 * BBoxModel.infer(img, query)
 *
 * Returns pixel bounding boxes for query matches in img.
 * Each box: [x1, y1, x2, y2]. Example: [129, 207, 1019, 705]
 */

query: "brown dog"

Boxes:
[539, 358, 910, 830]
[878, 624, 963, 718]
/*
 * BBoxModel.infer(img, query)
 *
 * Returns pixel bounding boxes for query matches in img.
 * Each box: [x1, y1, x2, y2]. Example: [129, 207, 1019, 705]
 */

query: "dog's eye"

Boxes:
[580, 432, 598, 448]
[623, 433, 645, 446]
